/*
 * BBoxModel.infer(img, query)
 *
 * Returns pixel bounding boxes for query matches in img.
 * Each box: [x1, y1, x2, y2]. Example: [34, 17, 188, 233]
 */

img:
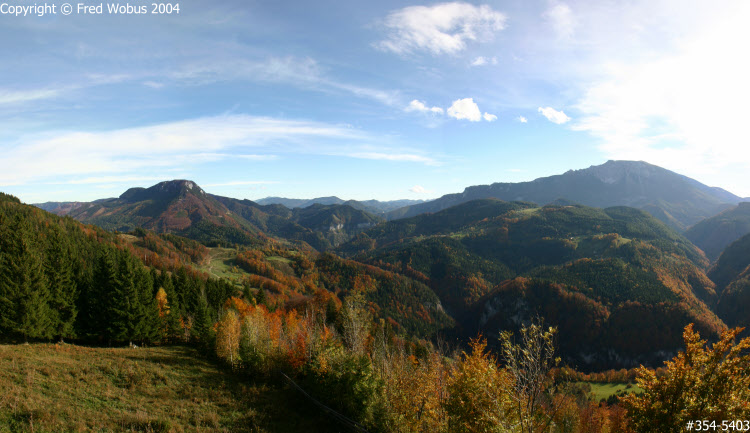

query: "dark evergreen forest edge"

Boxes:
[5, 178, 750, 432]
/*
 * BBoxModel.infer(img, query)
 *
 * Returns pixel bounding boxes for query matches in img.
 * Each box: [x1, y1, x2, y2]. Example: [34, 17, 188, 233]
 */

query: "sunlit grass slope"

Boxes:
[0, 344, 335, 433]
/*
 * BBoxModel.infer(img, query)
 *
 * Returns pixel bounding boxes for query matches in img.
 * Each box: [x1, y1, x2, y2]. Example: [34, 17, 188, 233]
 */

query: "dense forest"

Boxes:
[0, 193, 233, 344]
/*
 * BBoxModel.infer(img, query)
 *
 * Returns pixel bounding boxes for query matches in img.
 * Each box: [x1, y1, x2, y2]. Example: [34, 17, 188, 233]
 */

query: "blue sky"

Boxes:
[2, 0, 750, 203]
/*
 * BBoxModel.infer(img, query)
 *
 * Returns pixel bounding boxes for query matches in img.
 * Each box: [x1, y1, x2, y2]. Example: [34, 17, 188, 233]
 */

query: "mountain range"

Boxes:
[25, 159, 750, 368]
[255, 196, 425, 215]
[37, 180, 382, 250]
[386, 160, 743, 232]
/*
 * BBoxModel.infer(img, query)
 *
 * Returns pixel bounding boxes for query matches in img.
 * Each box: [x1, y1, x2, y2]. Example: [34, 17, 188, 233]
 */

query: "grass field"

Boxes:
[584, 382, 643, 402]
[0, 344, 337, 433]
[198, 248, 245, 282]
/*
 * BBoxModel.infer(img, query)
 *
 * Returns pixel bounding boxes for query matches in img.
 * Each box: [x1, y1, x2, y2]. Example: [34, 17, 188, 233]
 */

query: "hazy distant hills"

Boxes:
[257, 196, 425, 215]
[212, 195, 383, 249]
[685, 202, 750, 261]
[387, 160, 741, 232]
[342, 198, 723, 368]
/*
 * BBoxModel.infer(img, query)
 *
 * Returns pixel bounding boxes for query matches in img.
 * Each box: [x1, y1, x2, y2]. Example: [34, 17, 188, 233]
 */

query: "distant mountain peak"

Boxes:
[120, 179, 204, 203]
[153, 179, 203, 193]
[387, 160, 741, 231]
[584, 160, 659, 184]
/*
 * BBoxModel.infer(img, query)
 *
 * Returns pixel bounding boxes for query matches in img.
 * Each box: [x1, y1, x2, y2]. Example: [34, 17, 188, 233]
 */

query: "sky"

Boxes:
[2, 0, 750, 203]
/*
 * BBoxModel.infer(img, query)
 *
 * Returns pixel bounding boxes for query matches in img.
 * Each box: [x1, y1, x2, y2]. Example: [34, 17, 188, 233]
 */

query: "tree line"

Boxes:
[0, 197, 234, 345]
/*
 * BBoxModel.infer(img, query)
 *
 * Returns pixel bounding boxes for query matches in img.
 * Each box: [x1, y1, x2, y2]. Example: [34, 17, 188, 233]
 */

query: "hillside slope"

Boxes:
[37, 181, 383, 251]
[0, 344, 337, 432]
[685, 202, 750, 261]
[387, 160, 740, 232]
[40, 180, 263, 247]
[707, 233, 750, 330]
[344, 199, 724, 368]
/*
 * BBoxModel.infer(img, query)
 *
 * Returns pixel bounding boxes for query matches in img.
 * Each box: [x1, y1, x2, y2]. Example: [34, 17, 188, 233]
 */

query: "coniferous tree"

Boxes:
[135, 266, 161, 343]
[106, 252, 140, 343]
[0, 213, 16, 336]
[160, 275, 182, 341]
[256, 286, 268, 308]
[191, 292, 214, 349]
[45, 227, 78, 341]
[82, 246, 120, 340]
[174, 267, 193, 314]
[1, 219, 55, 341]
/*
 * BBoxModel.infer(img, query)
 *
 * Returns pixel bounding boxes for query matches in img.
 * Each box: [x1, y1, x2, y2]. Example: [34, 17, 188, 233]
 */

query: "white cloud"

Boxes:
[410, 185, 434, 194]
[0, 115, 381, 186]
[376, 2, 506, 55]
[571, 1, 750, 191]
[538, 107, 571, 124]
[0, 88, 66, 105]
[143, 81, 164, 89]
[470, 56, 498, 66]
[405, 99, 444, 114]
[483, 112, 497, 122]
[63, 176, 169, 185]
[517, 116, 528, 123]
[543, 2, 576, 39]
[447, 98, 482, 121]
[347, 152, 440, 166]
[204, 180, 278, 187]
[170, 56, 401, 107]
[236, 154, 278, 161]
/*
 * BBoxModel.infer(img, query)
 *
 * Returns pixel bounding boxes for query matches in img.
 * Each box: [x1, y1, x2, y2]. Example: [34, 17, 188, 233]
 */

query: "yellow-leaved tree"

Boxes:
[623, 324, 750, 433]
[444, 337, 514, 433]
[216, 309, 241, 368]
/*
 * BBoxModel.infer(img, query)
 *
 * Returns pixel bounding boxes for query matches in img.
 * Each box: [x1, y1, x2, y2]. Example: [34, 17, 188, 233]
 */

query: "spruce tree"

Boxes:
[191, 293, 214, 350]
[135, 267, 162, 343]
[107, 252, 140, 343]
[256, 287, 268, 308]
[84, 246, 119, 340]
[45, 227, 78, 341]
[160, 276, 183, 342]
[3, 220, 55, 341]
[0, 213, 17, 336]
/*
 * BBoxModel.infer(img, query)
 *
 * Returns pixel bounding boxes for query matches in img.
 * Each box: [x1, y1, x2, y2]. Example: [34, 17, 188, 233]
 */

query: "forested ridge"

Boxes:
[5, 189, 750, 432]
[342, 200, 725, 368]
[0, 194, 234, 344]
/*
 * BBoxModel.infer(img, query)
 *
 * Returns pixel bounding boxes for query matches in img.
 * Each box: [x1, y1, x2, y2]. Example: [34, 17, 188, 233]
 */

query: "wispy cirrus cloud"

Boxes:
[347, 151, 440, 166]
[376, 2, 506, 56]
[1, 114, 430, 187]
[169, 56, 401, 107]
[0, 88, 66, 105]
[204, 180, 279, 187]
[409, 185, 434, 194]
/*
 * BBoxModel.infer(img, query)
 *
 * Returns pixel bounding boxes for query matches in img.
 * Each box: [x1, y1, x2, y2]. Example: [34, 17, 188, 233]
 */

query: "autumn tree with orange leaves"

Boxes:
[623, 324, 750, 433]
